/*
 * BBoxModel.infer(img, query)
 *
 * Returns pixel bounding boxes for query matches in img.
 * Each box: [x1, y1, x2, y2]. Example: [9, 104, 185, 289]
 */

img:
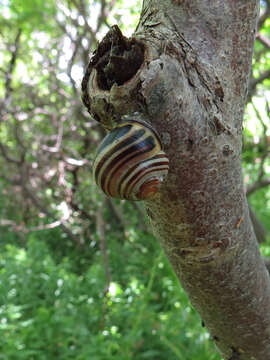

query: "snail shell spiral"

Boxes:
[93, 119, 169, 200]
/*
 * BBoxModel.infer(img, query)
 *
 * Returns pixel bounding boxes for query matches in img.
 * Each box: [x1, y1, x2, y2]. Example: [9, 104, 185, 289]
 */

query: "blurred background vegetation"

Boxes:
[0, 0, 269, 359]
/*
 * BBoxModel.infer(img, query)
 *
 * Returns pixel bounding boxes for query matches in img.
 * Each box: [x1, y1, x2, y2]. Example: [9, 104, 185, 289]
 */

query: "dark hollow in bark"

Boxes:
[81, 25, 144, 115]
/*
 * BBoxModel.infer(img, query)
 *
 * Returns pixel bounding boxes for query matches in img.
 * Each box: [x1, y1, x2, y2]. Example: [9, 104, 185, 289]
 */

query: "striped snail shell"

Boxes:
[93, 119, 169, 200]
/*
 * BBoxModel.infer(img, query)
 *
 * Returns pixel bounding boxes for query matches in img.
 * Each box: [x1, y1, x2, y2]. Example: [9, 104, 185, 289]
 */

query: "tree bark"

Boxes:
[82, 1, 270, 359]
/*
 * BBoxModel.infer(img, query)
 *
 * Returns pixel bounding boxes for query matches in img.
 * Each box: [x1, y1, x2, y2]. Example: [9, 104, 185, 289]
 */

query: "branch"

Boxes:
[67, 34, 84, 93]
[96, 199, 112, 332]
[0, 218, 63, 233]
[246, 178, 270, 196]
[96, 201, 112, 294]
[256, 32, 270, 50]
[248, 203, 267, 243]
[69, 0, 99, 44]
[0, 142, 22, 164]
[97, 0, 110, 31]
[246, 100, 270, 196]
[82, 1, 270, 358]
[4, 28, 22, 99]
[22, 182, 81, 246]
[248, 68, 270, 99]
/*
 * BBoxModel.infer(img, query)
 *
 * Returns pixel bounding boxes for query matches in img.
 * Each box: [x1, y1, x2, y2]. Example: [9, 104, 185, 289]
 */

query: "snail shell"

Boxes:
[93, 119, 169, 200]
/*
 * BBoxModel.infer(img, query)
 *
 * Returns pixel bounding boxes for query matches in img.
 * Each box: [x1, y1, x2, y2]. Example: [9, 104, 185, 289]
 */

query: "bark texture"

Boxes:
[82, 1, 270, 359]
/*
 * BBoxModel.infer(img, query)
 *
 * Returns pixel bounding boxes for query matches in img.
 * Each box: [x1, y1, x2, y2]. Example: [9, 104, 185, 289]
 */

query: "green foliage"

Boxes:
[0, 231, 219, 360]
[1, 0, 58, 34]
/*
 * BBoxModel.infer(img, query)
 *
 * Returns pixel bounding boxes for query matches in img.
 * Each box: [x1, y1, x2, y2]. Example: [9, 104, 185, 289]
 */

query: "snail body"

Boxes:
[93, 119, 169, 200]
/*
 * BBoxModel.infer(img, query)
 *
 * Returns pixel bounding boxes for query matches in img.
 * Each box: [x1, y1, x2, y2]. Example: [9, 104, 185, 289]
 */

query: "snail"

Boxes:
[93, 118, 169, 200]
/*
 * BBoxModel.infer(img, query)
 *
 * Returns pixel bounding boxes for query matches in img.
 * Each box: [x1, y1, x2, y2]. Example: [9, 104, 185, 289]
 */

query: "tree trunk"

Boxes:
[82, 1, 270, 358]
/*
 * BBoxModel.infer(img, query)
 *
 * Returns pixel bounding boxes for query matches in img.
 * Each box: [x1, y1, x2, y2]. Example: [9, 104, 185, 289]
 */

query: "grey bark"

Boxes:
[83, 1, 270, 359]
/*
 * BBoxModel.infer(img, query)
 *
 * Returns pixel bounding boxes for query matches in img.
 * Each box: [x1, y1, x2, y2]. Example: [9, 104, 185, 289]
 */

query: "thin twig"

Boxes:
[257, 33, 270, 50]
[248, 68, 270, 100]
[97, 201, 112, 293]
[0, 219, 63, 233]
[4, 28, 22, 99]
[97, 200, 112, 331]
[246, 101, 270, 196]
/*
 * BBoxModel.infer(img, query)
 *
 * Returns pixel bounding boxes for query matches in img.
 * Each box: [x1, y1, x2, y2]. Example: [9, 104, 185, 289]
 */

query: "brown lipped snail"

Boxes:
[93, 119, 169, 200]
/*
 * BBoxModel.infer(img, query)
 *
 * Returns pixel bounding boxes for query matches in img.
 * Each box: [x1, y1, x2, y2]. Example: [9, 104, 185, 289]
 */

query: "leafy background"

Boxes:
[0, 1, 269, 359]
